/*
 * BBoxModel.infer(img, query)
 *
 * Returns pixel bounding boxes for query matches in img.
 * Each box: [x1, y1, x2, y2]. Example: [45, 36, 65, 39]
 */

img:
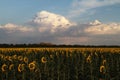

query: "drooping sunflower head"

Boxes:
[86, 55, 91, 63]
[41, 57, 47, 63]
[18, 64, 25, 73]
[102, 60, 107, 65]
[8, 56, 12, 62]
[4, 56, 9, 61]
[9, 64, 14, 71]
[0, 54, 4, 59]
[100, 65, 106, 74]
[12, 55, 17, 60]
[1, 63, 8, 72]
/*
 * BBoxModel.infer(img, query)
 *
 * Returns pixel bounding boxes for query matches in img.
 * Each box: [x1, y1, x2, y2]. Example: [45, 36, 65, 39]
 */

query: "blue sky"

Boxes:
[1, 0, 120, 24]
[0, 0, 120, 45]
[0, 0, 71, 24]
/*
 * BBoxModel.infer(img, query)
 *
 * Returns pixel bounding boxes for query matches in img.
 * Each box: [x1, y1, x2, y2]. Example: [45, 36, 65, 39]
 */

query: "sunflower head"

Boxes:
[8, 56, 12, 61]
[9, 64, 14, 71]
[28, 61, 36, 71]
[4, 56, 9, 61]
[0, 54, 4, 59]
[24, 57, 29, 64]
[86, 55, 91, 63]
[18, 56, 23, 61]
[41, 57, 47, 63]
[1, 63, 8, 72]
[102, 60, 106, 65]
[18, 64, 25, 72]
[100, 65, 106, 74]
[12, 55, 17, 60]
[50, 54, 53, 59]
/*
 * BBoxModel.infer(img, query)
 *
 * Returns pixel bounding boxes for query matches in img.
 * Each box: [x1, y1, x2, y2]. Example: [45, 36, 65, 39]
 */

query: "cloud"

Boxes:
[0, 23, 36, 44]
[84, 20, 120, 35]
[0, 23, 34, 33]
[69, 0, 120, 17]
[0, 11, 79, 44]
[0, 10, 120, 45]
[30, 11, 76, 33]
[89, 20, 101, 25]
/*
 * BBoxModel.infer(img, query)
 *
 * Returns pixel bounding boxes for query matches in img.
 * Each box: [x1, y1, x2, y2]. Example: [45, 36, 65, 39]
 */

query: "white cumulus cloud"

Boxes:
[90, 20, 101, 25]
[31, 11, 76, 33]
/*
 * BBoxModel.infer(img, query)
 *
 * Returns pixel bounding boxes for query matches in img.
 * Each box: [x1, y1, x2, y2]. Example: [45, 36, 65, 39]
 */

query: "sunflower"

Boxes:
[18, 64, 25, 72]
[4, 56, 9, 61]
[100, 65, 106, 74]
[86, 55, 91, 63]
[35, 68, 40, 73]
[0, 54, 4, 59]
[18, 56, 23, 61]
[9, 64, 14, 71]
[28, 61, 36, 71]
[102, 60, 106, 65]
[12, 55, 17, 60]
[1, 63, 8, 72]
[8, 56, 12, 62]
[41, 57, 47, 63]
[50, 54, 53, 59]
[24, 57, 29, 63]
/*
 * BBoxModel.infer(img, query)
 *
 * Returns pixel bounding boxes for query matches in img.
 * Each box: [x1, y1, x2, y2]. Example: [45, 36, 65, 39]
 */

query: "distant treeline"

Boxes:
[0, 42, 120, 48]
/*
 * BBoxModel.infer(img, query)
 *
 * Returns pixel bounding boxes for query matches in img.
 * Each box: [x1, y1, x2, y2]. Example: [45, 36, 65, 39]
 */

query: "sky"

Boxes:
[0, 0, 120, 45]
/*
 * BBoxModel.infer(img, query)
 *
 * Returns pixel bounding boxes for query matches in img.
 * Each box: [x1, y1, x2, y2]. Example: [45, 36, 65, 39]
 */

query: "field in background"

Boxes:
[0, 48, 120, 80]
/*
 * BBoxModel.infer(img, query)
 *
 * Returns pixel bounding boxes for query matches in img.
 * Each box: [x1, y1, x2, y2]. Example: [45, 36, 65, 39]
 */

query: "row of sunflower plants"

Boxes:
[0, 48, 120, 80]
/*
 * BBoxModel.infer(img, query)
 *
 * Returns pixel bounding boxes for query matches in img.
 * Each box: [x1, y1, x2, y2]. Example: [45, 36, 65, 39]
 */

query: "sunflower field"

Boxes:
[0, 48, 120, 80]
